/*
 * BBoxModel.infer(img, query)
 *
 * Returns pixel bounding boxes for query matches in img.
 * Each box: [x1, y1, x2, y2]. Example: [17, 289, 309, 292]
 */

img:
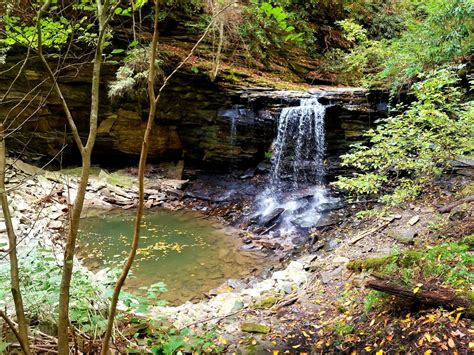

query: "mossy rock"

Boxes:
[241, 323, 271, 334]
[254, 296, 279, 309]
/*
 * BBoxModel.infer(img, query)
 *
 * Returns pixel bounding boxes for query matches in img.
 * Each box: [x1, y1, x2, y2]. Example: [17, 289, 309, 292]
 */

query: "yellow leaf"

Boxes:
[413, 286, 420, 294]
[370, 319, 375, 326]
[424, 333, 432, 342]
[376, 350, 384, 355]
[448, 338, 455, 348]
[272, 351, 279, 355]
[424, 350, 432, 355]
[454, 312, 462, 323]
[468, 342, 474, 349]
[292, 344, 301, 349]
[364, 346, 372, 351]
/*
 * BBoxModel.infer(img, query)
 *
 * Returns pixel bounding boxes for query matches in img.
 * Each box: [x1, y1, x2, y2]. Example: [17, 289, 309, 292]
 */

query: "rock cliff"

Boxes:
[0, 53, 387, 175]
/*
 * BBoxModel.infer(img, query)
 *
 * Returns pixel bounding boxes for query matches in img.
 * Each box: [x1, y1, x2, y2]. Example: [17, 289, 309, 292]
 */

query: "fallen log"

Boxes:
[366, 279, 474, 317]
[438, 195, 474, 213]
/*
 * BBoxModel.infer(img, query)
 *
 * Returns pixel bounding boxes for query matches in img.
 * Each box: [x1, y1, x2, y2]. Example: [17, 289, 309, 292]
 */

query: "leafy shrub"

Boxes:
[0, 246, 110, 333]
[239, 0, 312, 61]
[333, 66, 473, 205]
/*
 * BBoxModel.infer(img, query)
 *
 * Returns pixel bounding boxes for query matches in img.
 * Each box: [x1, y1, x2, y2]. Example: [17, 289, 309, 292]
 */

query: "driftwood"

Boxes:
[438, 195, 474, 213]
[349, 220, 391, 245]
[366, 279, 473, 317]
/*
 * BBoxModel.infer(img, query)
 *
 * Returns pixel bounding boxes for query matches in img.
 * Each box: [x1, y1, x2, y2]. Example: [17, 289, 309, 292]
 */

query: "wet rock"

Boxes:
[256, 161, 271, 174]
[239, 168, 255, 180]
[317, 200, 344, 212]
[313, 214, 337, 229]
[259, 208, 285, 227]
[241, 323, 270, 334]
[291, 216, 318, 229]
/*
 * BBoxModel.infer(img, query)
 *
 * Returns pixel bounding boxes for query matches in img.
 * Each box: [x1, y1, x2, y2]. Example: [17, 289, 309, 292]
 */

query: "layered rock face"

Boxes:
[0, 53, 387, 175]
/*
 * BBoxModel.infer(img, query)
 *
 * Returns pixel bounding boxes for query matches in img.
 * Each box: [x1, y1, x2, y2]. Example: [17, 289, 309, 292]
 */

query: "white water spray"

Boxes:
[255, 97, 336, 234]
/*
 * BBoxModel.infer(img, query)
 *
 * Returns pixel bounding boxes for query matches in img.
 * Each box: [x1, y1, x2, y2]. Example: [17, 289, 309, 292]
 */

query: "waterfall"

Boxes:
[271, 98, 326, 186]
[254, 96, 335, 235]
[229, 107, 237, 148]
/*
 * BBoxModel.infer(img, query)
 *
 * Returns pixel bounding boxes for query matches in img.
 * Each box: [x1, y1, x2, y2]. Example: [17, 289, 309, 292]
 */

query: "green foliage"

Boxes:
[259, 2, 304, 42]
[125, 320, 223, 354]
[378, 237, 474, 290]
[0, 246, 110, 334]
[239, 0, 310, 60]
[364, 291, 389, 313]
[326, 0, 474, 89]
[1, 15, 72, 49]
[114, 281, 168, 315]
[333, 67, 473, 205]
[336, 19, 367, 43]
[108, 47, 164, 100]
[377, 0, 474, 91]
[334, 320, 354, 337]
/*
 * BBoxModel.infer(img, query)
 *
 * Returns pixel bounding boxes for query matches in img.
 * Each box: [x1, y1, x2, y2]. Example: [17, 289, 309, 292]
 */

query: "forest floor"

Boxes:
[206, 172, 474, 354]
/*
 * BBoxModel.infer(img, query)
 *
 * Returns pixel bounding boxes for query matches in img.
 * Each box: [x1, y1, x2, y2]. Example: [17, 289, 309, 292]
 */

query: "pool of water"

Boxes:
[77, 209, 262, 305]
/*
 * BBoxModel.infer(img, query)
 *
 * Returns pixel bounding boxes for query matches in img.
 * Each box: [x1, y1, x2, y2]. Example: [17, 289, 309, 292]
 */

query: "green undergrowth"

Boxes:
[349, 235, 474, 314]
[0, 245, 111, 334]
[0, 246, 223, 353]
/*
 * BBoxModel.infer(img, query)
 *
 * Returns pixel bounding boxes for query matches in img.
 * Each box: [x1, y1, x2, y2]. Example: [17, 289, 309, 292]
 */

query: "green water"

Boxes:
[78, 209, 261, 305]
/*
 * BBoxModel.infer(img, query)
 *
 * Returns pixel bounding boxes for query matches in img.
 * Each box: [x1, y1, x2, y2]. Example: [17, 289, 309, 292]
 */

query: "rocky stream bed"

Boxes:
[2, 156, 472, 353]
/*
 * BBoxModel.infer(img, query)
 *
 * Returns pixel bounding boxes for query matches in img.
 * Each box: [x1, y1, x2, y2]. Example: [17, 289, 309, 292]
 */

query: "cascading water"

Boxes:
[271, 98, 327, 186]
[254, 96, 337, 234]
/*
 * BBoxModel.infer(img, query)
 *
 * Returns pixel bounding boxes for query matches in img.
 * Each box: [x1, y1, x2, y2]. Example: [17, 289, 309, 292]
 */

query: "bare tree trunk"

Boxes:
[100, 1, 160, 352]
[101, 2, 234, 352]
[35, 1, 115, 353]
[0, 124, 31, 354]
[210, 14, 224, 82]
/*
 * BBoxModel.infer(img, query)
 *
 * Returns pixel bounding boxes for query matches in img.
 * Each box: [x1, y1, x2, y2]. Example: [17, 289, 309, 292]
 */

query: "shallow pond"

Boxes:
[78, 209, 262, 305]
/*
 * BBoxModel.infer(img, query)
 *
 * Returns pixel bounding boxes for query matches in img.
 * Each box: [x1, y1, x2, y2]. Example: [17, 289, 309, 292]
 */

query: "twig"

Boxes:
[348, 221, 391, 245]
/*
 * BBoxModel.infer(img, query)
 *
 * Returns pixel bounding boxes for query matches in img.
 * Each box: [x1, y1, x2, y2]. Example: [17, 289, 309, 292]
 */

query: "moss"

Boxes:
[347, 256, 395, 272]
[241, 323, 271, 334]
[467, 291, 474, 317]
[254, 297, 279, 309]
